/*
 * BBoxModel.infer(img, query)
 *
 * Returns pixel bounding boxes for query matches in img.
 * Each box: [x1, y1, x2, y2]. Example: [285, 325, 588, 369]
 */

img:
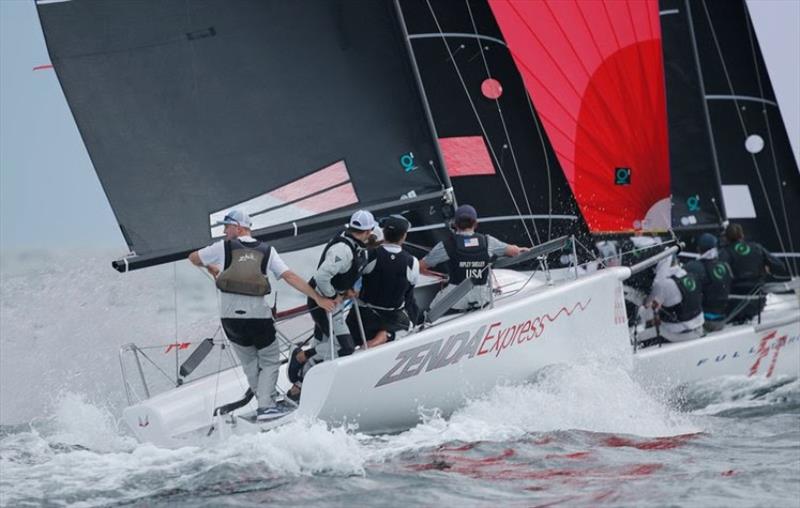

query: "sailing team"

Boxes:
[189, 205, 787, 420]
[189, 204, 527, 420]
[639, 224, 788, 347]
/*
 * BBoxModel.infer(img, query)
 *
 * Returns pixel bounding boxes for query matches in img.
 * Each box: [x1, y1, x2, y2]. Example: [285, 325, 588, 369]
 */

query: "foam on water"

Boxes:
[374, 360, 700, 460]
[683, 375, 800, 416]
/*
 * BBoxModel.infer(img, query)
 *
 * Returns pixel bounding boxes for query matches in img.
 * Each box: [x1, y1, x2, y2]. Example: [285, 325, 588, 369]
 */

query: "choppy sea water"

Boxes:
[1, 251, 798, 507]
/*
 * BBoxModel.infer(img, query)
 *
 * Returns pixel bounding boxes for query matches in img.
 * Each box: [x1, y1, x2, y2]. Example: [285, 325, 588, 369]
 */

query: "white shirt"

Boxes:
[198, 235, 289, 279]
[197, 236, 289, 319]
[647, 265, 704, 337]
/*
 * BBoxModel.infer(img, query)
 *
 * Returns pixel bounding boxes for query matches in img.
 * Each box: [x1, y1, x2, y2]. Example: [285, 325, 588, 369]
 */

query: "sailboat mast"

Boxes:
[393, 0, 454, 202]
[682, 0, 727, 220]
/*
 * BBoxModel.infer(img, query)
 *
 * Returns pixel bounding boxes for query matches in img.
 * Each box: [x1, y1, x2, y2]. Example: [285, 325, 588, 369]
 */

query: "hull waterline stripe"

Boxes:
[705, 94, 778, 107]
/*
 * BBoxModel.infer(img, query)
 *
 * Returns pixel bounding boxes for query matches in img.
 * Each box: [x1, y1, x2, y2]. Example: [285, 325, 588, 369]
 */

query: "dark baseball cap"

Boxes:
[697, 233, 718, 252]
[454, 204, 478, 221]
[380, 215, 410, 234]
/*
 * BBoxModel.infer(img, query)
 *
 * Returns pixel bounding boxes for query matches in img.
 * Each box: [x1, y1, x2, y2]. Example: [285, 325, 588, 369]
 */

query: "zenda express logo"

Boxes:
[682, 277, 697, 291]
[712, 263, 728, 280]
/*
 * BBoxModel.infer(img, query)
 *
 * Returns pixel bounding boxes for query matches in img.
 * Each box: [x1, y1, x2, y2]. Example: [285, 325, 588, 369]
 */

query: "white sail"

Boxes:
[747, 0, 800, 167]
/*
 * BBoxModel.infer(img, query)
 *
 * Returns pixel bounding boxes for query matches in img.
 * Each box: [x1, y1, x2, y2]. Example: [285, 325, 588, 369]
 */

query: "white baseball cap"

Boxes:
[216, 209, 252, 228]
[347, 210, 376, 231]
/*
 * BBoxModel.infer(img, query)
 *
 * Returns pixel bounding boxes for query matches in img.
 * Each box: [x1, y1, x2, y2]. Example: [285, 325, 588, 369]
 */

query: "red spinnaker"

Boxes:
[488, 0, 671, 233]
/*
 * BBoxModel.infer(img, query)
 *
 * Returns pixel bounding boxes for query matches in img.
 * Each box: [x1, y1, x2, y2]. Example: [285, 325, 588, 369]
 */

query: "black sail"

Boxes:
[659, 0, 726, 232]
[37, 0, 450, 271]
[660, 0, 800, 272]
[399, 0, 590, 249]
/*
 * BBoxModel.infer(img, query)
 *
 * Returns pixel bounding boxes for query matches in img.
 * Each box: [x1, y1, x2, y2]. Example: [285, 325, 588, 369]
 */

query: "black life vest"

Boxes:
[723, 241, 765, 286]
[314, 231, 368, 293]
[660, 274, 703, 324]
[699, 259, 732, 314]
[216, 239, 271, 296]
[444, 232, 492, 285]
[360, 247, 415, 309]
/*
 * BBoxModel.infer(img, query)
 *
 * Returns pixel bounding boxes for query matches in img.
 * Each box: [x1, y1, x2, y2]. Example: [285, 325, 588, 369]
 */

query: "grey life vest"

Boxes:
[216, 239, 273, 320]
[216, 239, 272, 296]
[313, 231, 368, 293]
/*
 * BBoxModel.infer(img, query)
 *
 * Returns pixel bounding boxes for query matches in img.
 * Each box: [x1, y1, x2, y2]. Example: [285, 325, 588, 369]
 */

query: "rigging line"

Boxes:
[523, 89, 555, 240]
[209, 335, 225, 428]
[511, 61, 637, 178]
[423, 0, 534, 246]
[196, 264, 249, 393]
[578, 1, 654, 161]
[684, 0, 727, 219]
[571, 3, 658, 185]
[173, 262, 180, 385]
[572, 3, 647, 157]
[526, 1, 643, 238]
[622, 0, 662, 152]
[505, 2, 646, 163]
[568, 3, 653, 159]
[465, 0, 540, 244]
[700, 0, 790, 258]
[743, 1, 797, 275]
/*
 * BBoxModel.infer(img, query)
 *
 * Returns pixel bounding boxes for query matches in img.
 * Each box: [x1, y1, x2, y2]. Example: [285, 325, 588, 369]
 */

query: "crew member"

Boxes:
[346, 215, 419, 348]
[287, 210, 375, 400]
[419, 204, 527, 314]
[718, 223, 786, 322]
[188, 209, 335, 421]
[685, 233, 732, 332]
[645, 256, 704, 343]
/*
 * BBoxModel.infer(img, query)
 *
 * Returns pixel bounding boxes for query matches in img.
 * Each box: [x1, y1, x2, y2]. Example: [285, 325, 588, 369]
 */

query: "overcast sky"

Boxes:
[1, 0, 798, 250]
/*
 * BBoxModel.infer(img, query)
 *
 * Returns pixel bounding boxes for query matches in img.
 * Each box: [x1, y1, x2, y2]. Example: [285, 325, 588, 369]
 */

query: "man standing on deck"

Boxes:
[718, 223, 787, 323]
[685, 233, 732, 332]
[346, 215, 419, 348]
[419, 204, 527, 314]
[188, 209, 335, 421]
[286, 210, 375, 400]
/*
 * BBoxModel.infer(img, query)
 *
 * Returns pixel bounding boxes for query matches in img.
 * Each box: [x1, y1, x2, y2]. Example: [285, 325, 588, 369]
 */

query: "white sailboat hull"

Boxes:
[123, 267, 631, 447]
[633, 293, 800, 388]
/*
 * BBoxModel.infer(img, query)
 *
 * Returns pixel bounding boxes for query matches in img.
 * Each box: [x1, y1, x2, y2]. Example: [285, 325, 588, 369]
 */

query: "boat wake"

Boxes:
[678, 376, 800, 417]
[0, 359, 703, 506]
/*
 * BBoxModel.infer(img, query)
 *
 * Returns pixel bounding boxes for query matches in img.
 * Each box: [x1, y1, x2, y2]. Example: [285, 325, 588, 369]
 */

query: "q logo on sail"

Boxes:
[400, 152, 417, 173]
